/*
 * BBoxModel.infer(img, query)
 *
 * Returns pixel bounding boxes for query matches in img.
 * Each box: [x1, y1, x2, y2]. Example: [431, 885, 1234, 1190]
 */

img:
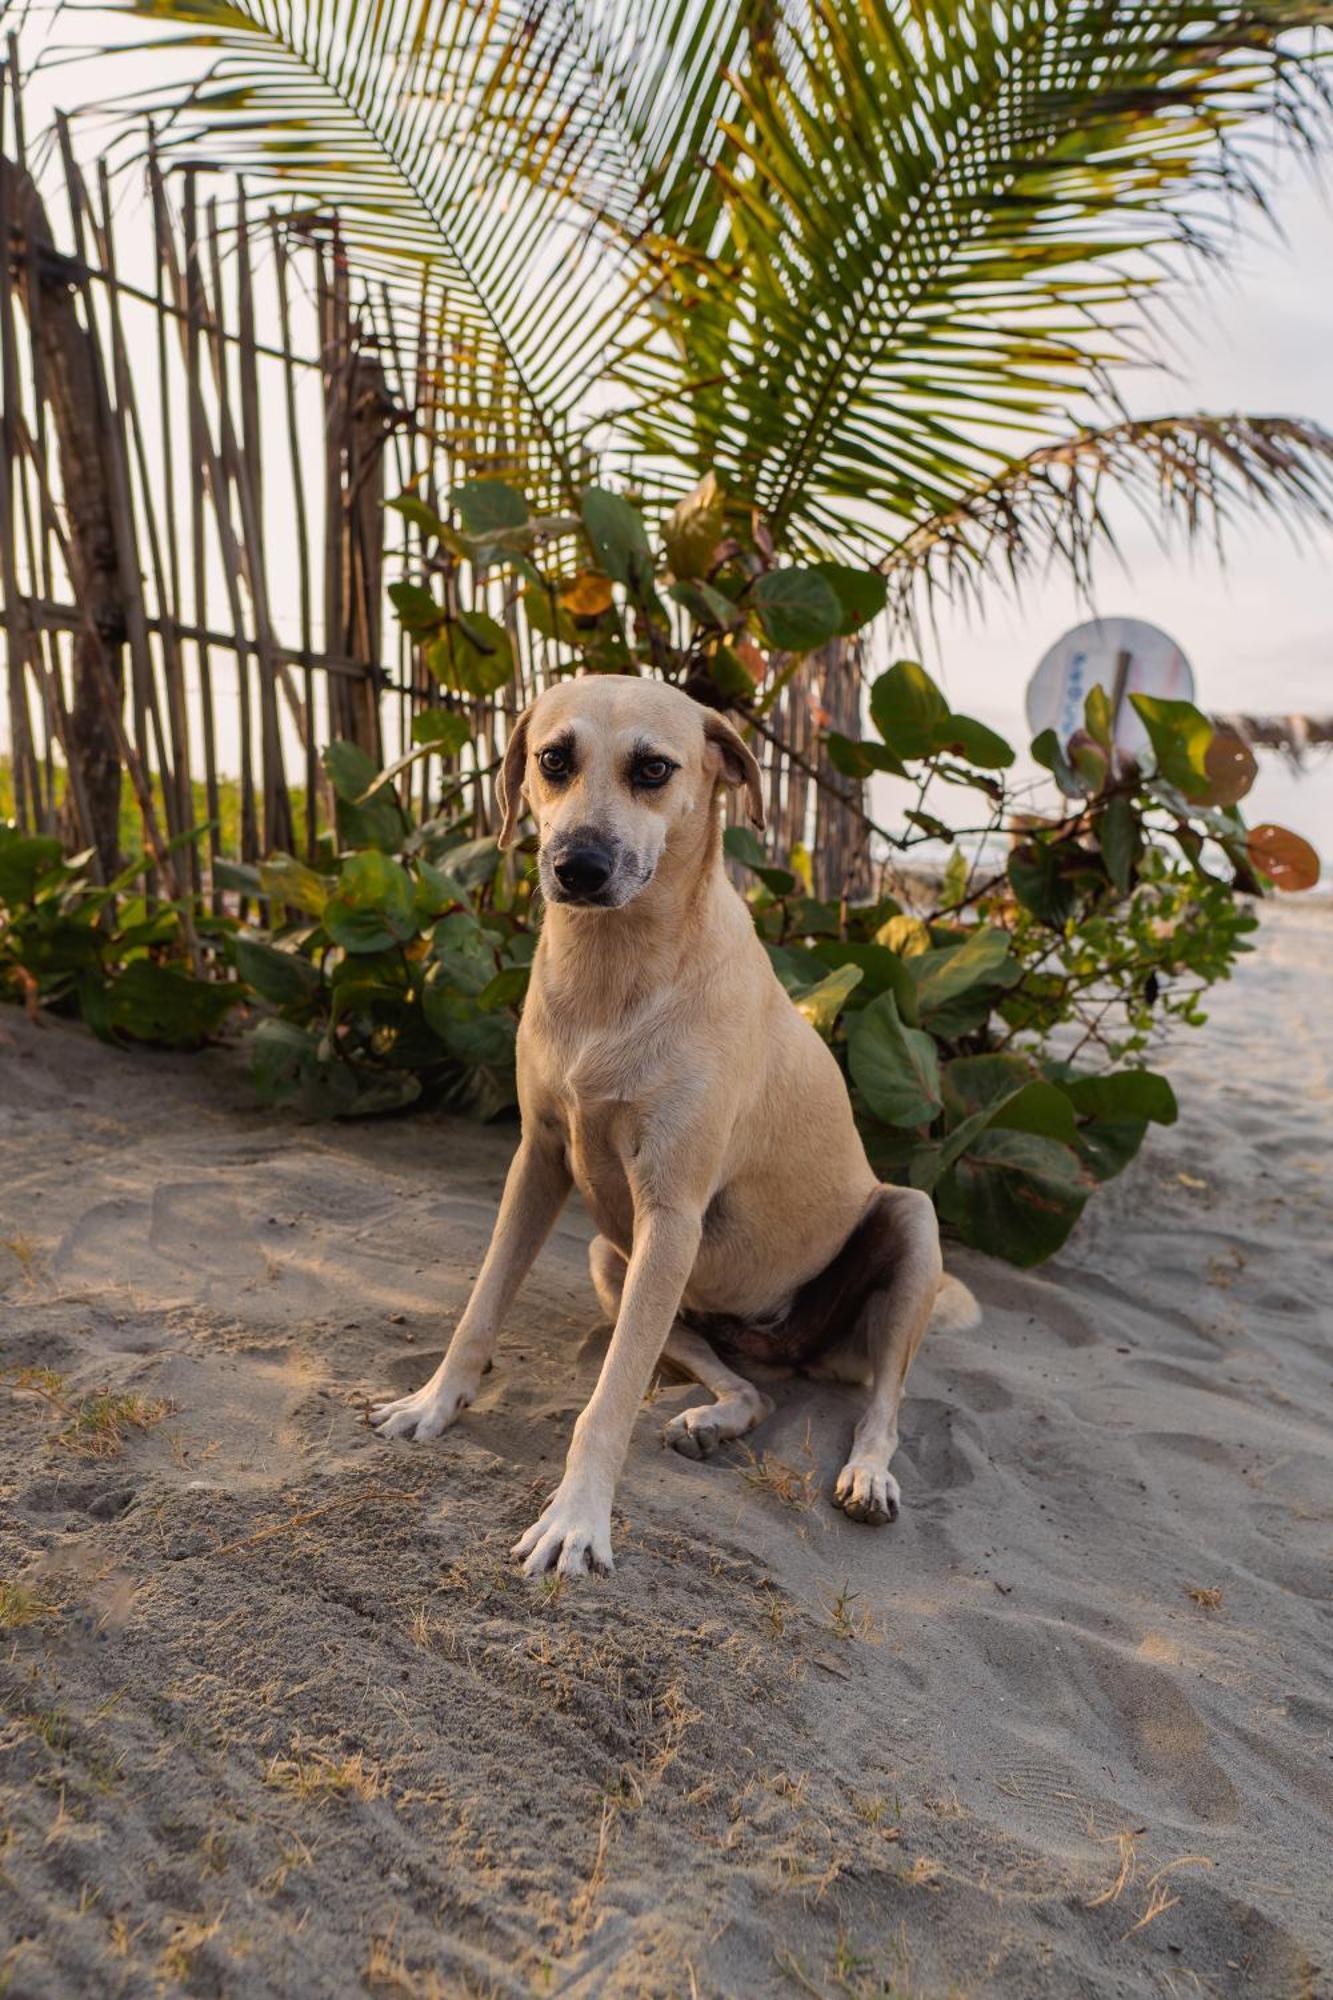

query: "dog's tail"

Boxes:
[931, 1272, 982, 1333]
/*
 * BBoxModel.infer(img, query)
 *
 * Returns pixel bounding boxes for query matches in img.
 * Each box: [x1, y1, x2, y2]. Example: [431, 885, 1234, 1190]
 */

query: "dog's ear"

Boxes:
[497, 704, 535, 851]
[703, 710, 766, 832]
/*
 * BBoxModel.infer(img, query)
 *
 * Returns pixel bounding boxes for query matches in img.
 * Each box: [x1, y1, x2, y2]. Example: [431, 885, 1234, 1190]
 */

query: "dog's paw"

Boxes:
[511, 1485, 614, 1578]
[369, 1376, 474, 1443]
[662, 1405, 726, 1460]
[662, 1389, 774, 1461]
[833, 1460, 900, 1526]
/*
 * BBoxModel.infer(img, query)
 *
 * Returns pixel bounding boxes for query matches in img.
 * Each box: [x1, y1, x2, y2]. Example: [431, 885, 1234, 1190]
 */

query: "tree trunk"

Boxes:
[7, 160, 125, 875]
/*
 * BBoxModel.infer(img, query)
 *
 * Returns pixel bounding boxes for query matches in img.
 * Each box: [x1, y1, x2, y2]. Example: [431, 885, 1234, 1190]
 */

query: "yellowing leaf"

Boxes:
[559, 570, 614, 618]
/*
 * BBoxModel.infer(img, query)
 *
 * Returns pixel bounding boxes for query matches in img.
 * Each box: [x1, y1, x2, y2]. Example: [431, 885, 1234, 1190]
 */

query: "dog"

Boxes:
[371, 675, 976, 1575]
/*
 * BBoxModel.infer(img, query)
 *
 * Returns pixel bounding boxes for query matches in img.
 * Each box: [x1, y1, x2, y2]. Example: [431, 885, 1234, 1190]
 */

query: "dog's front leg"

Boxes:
[371, 1137, 571, 1442]
[513, 1204, 702, 1576]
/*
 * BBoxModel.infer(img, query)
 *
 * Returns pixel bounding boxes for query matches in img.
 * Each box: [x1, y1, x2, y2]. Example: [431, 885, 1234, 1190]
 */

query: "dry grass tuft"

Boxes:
[59, 1390, 171, 1458]
[158, 1914, 224, 1985]
[823, 1579, 884, 1644]
[1185, 1584, 1224, 1611]
[1085, 1827, 1142, 1909]
[1, 1234, 42, 1283]
[0, 1579, 58, 1629]
[265, 1746, 384, 1803]
[739, 1447, 819, 1512]
[1121, 1856, 1215, 1941]
[365, 1931, 450, 1998]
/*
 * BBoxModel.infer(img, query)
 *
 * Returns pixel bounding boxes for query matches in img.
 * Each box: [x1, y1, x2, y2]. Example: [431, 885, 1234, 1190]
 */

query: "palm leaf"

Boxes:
[615, 0, 1333, 549]
[98, 0, 633, 496]
[880, 412, 1333, 629]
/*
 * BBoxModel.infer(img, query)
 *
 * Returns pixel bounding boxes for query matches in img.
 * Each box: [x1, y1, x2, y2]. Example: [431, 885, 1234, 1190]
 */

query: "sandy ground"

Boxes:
[1, 901, 1330, 2000]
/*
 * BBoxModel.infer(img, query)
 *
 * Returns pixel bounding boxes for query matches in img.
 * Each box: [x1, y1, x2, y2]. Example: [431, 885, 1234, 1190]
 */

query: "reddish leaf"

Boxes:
[1246, 823, 1320, 893]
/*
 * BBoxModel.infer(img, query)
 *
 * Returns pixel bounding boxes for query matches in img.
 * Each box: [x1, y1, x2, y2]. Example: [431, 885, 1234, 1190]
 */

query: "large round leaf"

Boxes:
[808, 561, 887, 636]
[324, 852, 418, 953]
[937, 1130, 1091, 1266]
[931, 714, 1015, 769]
[1201, 726, 1257, 807]
[752, 569, 842, 652]
[581, 487, 653, 591]
[869, 661, 949, 761]
[847, 992, 942, 1127]
[663, 472, 725, 580]
[234, 934, 322, 1008]
[1246, 823, 1320, 892]
[910, 927, 1013, 1018]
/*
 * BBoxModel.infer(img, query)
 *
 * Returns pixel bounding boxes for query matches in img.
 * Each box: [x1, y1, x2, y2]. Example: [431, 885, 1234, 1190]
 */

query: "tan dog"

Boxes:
[372, 675, 974, 1575]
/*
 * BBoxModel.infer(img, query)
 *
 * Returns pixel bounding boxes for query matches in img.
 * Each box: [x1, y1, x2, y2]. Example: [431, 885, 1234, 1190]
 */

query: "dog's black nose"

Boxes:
[553, 845, 613, 897]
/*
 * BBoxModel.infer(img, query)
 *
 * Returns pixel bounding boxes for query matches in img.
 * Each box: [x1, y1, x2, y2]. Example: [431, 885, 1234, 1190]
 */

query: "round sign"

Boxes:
[1026, 616, 1195, 767]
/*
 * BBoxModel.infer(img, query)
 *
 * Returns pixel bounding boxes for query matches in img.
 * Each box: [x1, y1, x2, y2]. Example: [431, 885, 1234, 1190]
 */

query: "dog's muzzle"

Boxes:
[542, 828, 624, 906]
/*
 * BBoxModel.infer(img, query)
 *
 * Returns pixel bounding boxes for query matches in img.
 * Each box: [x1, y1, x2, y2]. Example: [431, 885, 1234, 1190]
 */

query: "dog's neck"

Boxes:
[536, 812, 736, 1024]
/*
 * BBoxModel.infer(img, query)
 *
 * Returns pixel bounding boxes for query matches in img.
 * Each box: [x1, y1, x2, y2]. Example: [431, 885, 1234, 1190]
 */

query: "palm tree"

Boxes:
[87, 0, 1333, 883]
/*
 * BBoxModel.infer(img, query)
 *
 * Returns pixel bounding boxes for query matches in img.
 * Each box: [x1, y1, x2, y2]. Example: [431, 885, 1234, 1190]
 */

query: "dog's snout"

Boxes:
[553, 843, 614, 898]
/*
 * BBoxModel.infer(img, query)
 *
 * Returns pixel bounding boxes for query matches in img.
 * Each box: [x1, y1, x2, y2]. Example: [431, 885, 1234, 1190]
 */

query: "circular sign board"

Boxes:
[1026, 616, 1195, 770]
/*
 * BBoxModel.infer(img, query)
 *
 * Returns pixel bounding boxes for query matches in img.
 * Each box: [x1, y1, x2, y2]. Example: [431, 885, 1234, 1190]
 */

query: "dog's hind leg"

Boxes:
[589, 1236, 771, 1461]
[828, 1187, 942, 1526]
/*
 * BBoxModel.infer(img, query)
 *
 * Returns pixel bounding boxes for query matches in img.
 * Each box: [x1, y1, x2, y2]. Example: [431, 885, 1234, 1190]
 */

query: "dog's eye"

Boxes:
[537, 746, 571, 780]
[632, 755, 675, 789]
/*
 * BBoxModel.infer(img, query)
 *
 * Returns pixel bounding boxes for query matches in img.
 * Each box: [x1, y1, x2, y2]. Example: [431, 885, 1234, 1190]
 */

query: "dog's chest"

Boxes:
[559, 1098, 637, 1247]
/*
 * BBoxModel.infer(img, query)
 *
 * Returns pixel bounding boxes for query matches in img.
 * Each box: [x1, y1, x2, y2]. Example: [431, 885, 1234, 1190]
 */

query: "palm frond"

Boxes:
[880, 412, 1333, 629]
[97, 0, 634, 496]
[615, 0, 1333, 549]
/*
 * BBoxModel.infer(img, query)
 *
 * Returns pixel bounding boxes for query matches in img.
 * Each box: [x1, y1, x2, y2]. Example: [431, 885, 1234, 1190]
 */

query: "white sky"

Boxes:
[9, 15, 1333, 862]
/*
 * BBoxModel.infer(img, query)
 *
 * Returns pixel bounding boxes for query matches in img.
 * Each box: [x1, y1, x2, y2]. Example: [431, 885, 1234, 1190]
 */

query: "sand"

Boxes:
[1, 899, 1330, 1999]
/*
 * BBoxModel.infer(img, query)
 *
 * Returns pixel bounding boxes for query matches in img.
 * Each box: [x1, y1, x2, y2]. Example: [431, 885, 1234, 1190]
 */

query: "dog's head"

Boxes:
[497, 676, 765, 910]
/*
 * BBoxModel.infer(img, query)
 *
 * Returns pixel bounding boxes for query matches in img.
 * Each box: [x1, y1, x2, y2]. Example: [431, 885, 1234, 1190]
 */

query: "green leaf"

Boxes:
[234, 934, 322, 1008]
[910, 928, 1013, 1016]
[213, 858, 263, 896]
[1130, 695, 1214, 801]
[1072, 1118, 1149, 1183]
[937, 1130, 1091, 1267]
[1008, 842, 1074, 926]
[1059, 1069, 1178, 1126]
[477, 964, 530, 1011]
[323, 851, 418, 953]
[411, 709, 472, 755]
[388, 579, 447, 636]
[321, 743, 413, 853]
[930, 714, 1015, 770]
[991, 1080, 1078, 1143]
[1098, 794, 1140, 894]
[430, 909, 499, 995]
[258, 853, 334, 916]
[0, 831, 64, 907]
[723, 824, 797, 896]
[387, 493, 451, 543]
[869, 662, 949, 761]
[793, 962, 863, 1038]
[1084, 683, 1114, 752]
[422, 974, 517, 1066]
[426, 612, 513, 697]
[810, 941, 918, 1017]
[581, 487, 654, 592]
[668, 579, 744, 630]
[663, 472, 725, 580]
[847, 991, 942, 1128]
[825, 733, 907, 781]
[452, 479, 528, 540]
[751, 569, 842, 652]
[101, 961, 242, 1048]
[808, 562, 888, 636]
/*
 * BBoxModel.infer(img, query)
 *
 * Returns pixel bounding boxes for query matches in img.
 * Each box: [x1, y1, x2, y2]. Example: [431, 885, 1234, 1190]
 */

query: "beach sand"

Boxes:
[1, 900, 1329, 1999]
